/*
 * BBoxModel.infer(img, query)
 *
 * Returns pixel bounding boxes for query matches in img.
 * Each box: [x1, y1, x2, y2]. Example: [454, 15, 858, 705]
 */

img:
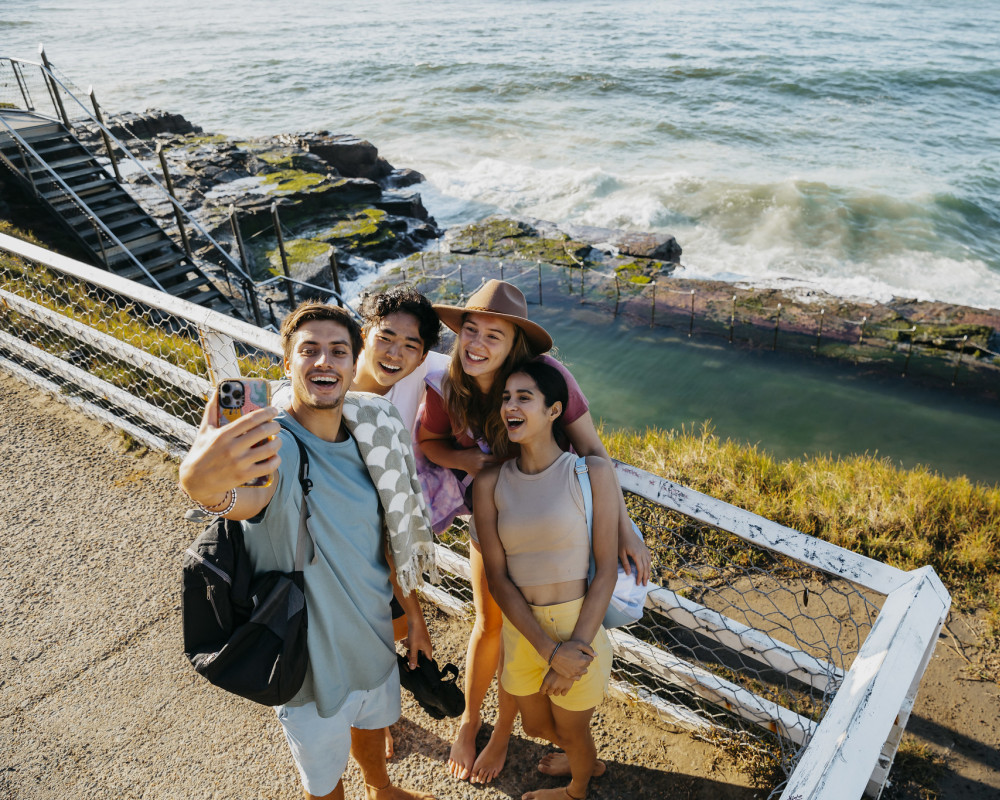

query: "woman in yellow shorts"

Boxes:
[473, 360, 618, 800]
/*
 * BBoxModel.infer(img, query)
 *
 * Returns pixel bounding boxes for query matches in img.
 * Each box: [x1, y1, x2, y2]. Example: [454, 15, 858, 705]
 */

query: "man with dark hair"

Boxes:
[352, 284, 448, 434]
[179, 301, 436, 800]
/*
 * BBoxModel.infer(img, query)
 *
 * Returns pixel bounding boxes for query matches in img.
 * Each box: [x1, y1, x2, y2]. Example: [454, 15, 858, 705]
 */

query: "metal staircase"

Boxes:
[0, 110, 236, 314]
[0, 52, 273, 322]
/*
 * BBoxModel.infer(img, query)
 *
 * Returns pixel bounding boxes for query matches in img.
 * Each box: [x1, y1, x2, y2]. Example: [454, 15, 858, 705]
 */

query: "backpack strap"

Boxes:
[279, 422, 316, 571]
[575, 455, 600, 588]
[574, 456, 593, 538]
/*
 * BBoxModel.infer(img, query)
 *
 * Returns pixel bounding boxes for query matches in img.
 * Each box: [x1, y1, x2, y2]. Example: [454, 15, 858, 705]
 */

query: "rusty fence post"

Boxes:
[157, 143, 192, 259]
[270, 203, 296, 307]
[328, 249, 343, 307]
[88, 87, 122, 183]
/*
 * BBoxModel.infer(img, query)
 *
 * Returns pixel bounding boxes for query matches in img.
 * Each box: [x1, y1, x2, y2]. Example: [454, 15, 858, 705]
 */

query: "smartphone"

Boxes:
[216, 378, 273, 488]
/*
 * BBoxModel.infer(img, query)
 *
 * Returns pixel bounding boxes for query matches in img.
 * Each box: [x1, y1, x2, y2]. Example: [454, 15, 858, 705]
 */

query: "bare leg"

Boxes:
[448, 542, 509, 781]
[351, 727, 436, 800]
[304, 780, 344, 800]
[520, 704, 596, 800]
[538, 752, 605, 778]
[471, 579, 517, 783]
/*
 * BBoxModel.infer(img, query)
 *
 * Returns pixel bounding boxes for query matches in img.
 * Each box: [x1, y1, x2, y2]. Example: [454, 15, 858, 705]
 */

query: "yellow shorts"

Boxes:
[500, 596, 612, 711]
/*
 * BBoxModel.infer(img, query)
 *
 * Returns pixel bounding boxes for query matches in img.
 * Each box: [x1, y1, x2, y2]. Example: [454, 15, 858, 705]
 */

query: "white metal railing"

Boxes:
[0, 232, 951, 800]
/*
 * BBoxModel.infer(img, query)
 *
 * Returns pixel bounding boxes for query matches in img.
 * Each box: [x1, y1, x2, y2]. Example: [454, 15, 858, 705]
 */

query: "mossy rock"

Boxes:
[450, 218, 593, 266]
[265, 238, 331, 274]
[317, 208, 398, 255]
[179, 133, 230, 148]
[261, 169, 331, 194]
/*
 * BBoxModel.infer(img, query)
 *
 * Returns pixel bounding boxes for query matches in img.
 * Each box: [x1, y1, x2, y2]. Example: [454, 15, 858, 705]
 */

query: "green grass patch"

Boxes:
[602, 422, 1000, 644]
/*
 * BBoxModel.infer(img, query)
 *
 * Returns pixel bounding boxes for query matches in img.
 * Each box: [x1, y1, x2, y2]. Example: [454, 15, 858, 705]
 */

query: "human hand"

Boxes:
[179, 389, 281, 504]
[620, 522, 651, 585]
[455, 447, 499, 478]
[541, 667, 577, 696]
[404, 612, 433, 670]
[548, 639, 594, 681]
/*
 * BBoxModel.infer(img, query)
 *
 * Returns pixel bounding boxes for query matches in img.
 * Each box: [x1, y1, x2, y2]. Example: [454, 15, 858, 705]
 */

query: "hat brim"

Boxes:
[433, 303, 552, 354]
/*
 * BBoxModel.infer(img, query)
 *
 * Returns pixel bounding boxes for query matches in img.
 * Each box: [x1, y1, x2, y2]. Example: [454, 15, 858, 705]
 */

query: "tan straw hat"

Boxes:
[433, 279, 552, 353]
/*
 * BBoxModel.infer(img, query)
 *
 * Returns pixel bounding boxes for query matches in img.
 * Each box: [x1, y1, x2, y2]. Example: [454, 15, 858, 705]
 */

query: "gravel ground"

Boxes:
[1, 368, 996, 800]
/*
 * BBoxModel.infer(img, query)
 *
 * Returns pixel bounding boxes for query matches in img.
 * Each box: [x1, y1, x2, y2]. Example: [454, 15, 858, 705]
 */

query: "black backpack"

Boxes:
[181, 429, 313, 706]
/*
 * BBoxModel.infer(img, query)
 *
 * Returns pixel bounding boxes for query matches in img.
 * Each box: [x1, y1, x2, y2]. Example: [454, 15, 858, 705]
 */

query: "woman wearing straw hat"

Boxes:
[416, 279, 650, 784]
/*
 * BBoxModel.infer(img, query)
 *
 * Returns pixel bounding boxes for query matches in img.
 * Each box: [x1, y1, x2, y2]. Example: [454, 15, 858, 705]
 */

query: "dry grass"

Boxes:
[603, 423, 1000, 651]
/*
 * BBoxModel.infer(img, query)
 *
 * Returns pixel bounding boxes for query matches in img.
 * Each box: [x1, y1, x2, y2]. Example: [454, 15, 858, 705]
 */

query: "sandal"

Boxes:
[397, 652, 465, 719]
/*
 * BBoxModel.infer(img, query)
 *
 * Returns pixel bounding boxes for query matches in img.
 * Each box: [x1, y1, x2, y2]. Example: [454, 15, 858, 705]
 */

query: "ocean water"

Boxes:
[4, 0, 1000, 310]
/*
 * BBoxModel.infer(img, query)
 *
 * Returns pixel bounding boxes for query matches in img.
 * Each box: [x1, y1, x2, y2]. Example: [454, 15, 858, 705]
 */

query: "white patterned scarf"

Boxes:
[341, 392, 438, 595]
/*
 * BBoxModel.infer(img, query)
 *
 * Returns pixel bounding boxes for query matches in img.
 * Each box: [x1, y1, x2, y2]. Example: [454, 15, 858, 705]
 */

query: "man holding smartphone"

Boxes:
[179, 302, 436, 800]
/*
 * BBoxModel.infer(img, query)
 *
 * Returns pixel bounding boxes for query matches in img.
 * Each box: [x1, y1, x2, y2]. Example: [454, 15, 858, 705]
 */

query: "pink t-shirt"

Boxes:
[419, 354, 589, 449]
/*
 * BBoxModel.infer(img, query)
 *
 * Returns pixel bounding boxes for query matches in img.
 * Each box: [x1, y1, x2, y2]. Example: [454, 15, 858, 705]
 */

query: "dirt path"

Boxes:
[0, 368, 996, 799]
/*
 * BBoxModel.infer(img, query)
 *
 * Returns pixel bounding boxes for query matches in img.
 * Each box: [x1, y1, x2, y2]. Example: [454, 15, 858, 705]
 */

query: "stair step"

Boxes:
[82, 219, 157, 246]
[33, 164, 102, 185]
[178, 285, 227, 307]
[17, 127, 70, 144]
[62, 198, 135, 224]
[30, 154, 96, 174]
[52, 188, 122, 215]
[141, 250, 188, 272]
[166, 276, 214, 296]
[105, 238, 173, 266]
[40, 176, 116, 200]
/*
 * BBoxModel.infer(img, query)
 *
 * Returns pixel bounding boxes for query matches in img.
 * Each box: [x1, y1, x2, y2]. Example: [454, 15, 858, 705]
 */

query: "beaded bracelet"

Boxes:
[547, 641, 562, 665]
[196, 488, 238, 517]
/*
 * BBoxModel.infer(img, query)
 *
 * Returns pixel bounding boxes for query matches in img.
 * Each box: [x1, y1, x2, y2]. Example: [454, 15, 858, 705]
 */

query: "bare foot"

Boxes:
[522, 787, 584, 800]
[365, 784, 436, 800]
[384, 726, 394, 760]
[470, 729, 509, 784]
[537, 751, 606, 778]
[447, 719, 481, 781]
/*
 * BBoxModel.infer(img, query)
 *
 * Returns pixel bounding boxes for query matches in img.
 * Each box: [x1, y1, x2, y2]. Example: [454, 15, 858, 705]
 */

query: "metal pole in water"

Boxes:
[858, 316, 868, 346]
[951, 335, 968, 385]
[537, 261, 543, 305]
[902, 326, 916, 376]
[688, 290, 695, 337]
[650, 283, 656, 328]
[729, 295, 736, 344]
[614, 274, 620, 317]
[815, 309, 825, 354]
[772, 303, 782, 351]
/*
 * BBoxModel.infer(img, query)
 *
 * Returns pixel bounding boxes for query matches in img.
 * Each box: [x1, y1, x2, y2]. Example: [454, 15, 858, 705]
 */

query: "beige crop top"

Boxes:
[493, 450, 591, 588]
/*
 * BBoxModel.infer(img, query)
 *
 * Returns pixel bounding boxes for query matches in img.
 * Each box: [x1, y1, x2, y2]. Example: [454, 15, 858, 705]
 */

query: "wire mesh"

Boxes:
[0, 245, 281, 455]
[425, 492, 884, 796]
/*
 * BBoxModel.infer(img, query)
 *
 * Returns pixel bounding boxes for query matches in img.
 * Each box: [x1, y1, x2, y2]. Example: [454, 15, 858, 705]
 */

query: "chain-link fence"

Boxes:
[1, 233, 950, 799]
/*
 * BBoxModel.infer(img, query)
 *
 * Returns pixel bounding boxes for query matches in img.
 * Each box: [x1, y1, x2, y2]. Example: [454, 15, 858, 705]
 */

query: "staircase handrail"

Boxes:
[0, 116, 167, 291]
[0, 55, 254, 286]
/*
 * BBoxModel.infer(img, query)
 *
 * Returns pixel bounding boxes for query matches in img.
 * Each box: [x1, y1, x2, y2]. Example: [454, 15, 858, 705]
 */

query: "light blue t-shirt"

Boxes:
[242, 412, 395, 717]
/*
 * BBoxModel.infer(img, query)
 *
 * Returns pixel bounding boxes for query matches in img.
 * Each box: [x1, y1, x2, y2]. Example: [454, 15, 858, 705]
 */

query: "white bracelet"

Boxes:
[196, 488, 238, 517]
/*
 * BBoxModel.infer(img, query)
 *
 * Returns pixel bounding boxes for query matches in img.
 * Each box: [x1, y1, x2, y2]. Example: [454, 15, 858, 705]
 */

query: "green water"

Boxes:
[531, 304, 1000, 487]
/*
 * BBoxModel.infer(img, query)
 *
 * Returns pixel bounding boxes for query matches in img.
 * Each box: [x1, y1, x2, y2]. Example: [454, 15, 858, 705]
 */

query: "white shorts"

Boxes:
[275, 668, 401, 796]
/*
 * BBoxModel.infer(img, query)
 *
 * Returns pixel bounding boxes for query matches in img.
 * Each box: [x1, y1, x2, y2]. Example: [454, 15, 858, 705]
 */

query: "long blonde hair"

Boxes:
[443, 315, 536, 458]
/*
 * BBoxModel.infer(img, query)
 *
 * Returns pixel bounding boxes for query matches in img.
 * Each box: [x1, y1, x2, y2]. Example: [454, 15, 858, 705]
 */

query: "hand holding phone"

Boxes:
[217, 378, 274, 488]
